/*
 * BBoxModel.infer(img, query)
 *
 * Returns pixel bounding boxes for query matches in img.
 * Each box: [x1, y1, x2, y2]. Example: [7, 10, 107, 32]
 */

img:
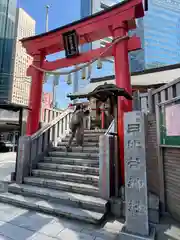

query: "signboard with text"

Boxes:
[63, 30, 79, 58]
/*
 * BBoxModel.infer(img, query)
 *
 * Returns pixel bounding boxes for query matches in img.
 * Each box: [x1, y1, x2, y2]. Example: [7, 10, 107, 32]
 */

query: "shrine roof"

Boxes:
[21, 0, 137, 43]
[67, 83, 132, 101]
[68, 64, 180, 99]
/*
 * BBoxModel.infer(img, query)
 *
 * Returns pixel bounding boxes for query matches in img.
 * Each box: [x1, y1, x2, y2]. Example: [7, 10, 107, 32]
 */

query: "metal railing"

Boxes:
[16, 107, 74, 184]
[105, 119, 115, 135]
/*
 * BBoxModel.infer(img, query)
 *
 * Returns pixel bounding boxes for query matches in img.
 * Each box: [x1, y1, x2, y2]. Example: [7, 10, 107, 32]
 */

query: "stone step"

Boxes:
[65, 135, 100, 141]
[82, 130, 106, 134]
[0, 192, 105, 224]
[24, 177, 99, 197]
[43, 156, 99, 167]
[38, 163, 99, 176]
[69, 132, 105, 136]
[32, 169, 99, 186]
[57, 142, 99, 147]
[53, 146, 99, 153]
[48, 151, 98, 159]
[8, 183, 107, 213]
[61, 138, 99, 143]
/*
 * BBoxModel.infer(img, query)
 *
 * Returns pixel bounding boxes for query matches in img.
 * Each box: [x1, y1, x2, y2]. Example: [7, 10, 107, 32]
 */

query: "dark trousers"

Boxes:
[67, 124, 84, 148]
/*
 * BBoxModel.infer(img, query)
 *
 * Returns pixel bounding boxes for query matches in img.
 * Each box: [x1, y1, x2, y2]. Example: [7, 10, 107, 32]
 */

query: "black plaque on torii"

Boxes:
[63, 30, 79, 58]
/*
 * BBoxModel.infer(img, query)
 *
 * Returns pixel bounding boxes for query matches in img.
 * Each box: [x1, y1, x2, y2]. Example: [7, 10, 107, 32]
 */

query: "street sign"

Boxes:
[63, 30, 79, 58]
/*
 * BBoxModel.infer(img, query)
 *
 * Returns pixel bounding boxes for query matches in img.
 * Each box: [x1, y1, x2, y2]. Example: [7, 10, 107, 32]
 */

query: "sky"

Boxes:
[19, 0, 114, 108]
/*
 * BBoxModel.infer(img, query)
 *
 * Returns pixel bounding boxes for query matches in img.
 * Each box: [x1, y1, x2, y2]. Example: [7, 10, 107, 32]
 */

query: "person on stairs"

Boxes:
[66, 104, 89, 152]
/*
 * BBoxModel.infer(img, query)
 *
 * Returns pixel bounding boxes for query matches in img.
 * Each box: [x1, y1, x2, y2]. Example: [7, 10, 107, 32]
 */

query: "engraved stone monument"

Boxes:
[118, 111, 155, 240]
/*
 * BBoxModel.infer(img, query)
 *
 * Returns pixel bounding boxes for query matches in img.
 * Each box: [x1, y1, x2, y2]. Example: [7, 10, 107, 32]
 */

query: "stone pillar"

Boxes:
[118, 111, 155, 240]
[16, 136, 31, 184]
[99, 135, 116, 199]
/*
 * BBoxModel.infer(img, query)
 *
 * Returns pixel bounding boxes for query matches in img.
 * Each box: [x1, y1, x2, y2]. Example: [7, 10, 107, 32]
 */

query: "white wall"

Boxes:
[11, 8, 35, 106]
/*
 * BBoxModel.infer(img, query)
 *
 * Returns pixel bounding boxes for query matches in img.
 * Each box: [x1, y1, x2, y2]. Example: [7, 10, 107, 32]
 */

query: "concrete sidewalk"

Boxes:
[0, 202, 179, 240]
[155, 215, 180, 240]
[0, 202, 121, 240]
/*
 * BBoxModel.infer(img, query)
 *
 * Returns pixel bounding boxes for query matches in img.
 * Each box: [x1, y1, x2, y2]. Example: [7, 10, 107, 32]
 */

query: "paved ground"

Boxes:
[0, 153, 180, 239]
[0, 153, 16, 181]
[0, 202, 123, 240]
[0, 202, 179, 240]
[155, 216, 180, 240]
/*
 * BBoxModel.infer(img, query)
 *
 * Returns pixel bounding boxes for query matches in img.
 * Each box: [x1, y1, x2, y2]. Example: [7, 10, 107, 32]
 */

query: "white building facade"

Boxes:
[11, 8, 35, 106]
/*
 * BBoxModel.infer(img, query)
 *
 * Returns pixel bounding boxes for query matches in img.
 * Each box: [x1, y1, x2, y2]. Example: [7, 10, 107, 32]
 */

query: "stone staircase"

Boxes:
[0, 129, 109, 224]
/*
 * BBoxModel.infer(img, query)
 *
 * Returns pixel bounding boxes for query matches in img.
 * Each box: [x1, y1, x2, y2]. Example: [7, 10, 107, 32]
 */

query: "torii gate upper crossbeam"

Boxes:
[41, 36, 141, 71]
[21, 0, 143, 56]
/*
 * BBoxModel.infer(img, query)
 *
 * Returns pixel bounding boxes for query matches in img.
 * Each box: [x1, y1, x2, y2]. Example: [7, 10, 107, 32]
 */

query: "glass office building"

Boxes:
[80, 0, 180, 74]
[0, 0, 17, 101]
[144, 0, 180, 69]
[80, 0, 145, 76]
[129, 17, 145, 72]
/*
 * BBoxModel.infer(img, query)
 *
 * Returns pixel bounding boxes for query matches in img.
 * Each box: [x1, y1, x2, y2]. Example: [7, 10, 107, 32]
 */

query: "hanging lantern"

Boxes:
[81, 67, 86, 80]
[87, 64, 92, 79]
[67, 74, 72, 85]
[97, 58, 102, 69]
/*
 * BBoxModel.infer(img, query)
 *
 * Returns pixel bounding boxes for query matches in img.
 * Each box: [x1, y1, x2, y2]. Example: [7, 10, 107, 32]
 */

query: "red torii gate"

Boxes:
[21, 0, 144, 184]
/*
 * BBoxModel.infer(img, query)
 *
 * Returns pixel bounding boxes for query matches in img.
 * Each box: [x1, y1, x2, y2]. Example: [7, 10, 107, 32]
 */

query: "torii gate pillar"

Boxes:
[26, 54, 44, 135]
[113, 23, 132, 184]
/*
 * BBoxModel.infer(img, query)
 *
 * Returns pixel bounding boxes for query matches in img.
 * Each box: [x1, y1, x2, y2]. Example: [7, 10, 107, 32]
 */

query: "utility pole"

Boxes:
[45, 4, 56, 108]
[52, 76, 57, 108]
[45, 5, 49, 32]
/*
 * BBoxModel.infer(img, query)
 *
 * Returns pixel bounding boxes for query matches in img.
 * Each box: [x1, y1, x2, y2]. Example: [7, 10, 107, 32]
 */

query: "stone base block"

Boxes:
[117, 226, 156, 240]
[11, 172, 16, 181]
[148, 193, 160, 224]
[110, 197, 123, 218]
[148, 193, 159, 210]
[149, 209, 159, 224]
[0, 181, 9, 193]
